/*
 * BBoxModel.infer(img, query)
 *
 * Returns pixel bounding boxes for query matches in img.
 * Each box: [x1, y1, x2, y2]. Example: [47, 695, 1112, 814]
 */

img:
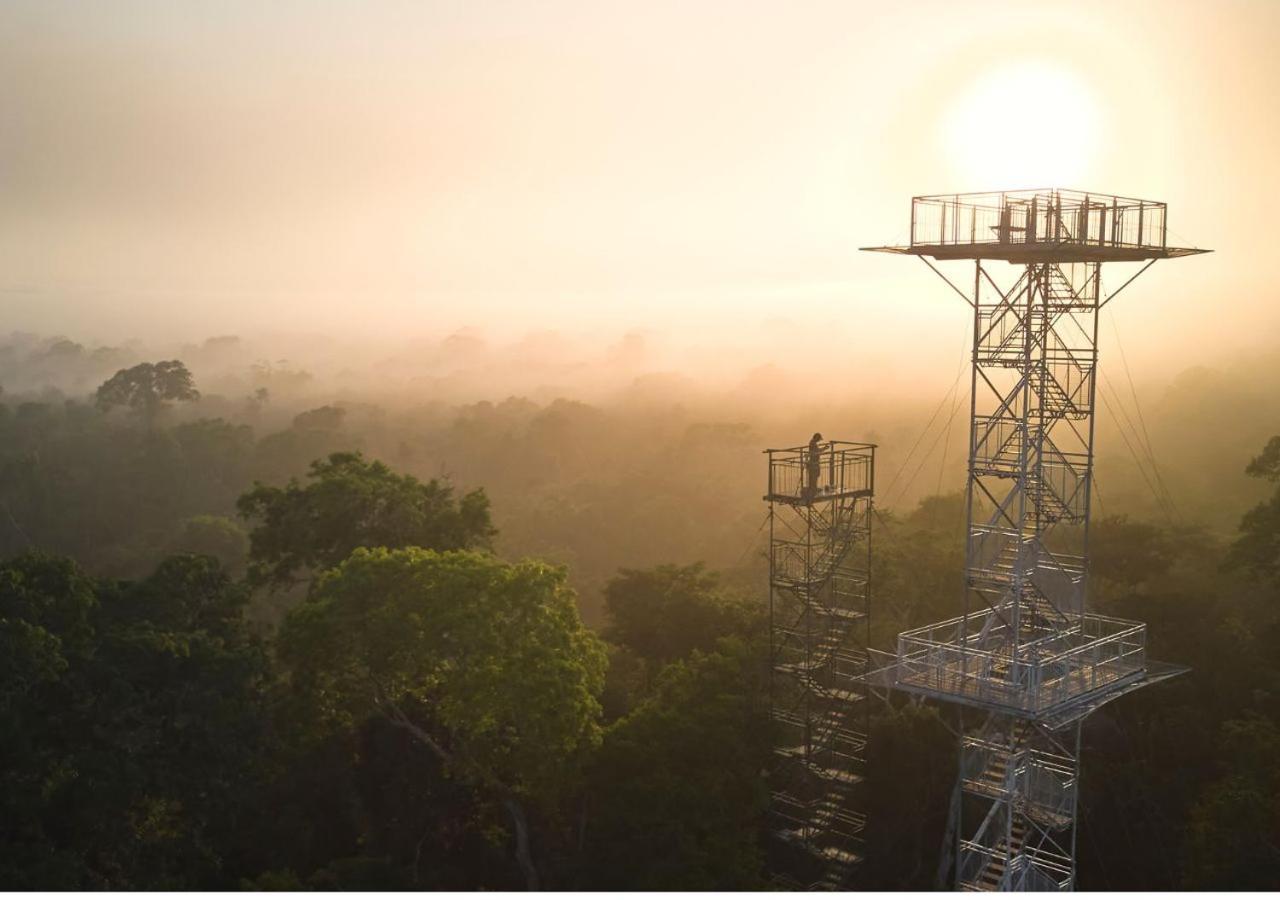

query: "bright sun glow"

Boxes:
[942, 61, 1102, 189]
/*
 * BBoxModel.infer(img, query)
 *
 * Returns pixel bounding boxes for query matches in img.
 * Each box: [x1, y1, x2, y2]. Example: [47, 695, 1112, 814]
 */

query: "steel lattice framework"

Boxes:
[765, 440, 875, 890]
[862, 189, 1208, 891]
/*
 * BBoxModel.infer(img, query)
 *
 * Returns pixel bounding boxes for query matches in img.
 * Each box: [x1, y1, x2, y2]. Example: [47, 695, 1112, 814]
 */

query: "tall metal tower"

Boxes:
[765, 439, 874, 890]
[863, 190, 1207, 890]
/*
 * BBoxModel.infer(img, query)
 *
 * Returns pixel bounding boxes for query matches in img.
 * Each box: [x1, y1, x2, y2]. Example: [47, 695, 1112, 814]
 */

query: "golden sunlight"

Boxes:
[941, 60, 1101, 189]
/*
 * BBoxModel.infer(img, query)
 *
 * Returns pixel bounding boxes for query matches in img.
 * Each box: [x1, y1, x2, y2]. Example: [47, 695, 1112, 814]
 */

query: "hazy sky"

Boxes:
[1, 0, 1276, 383]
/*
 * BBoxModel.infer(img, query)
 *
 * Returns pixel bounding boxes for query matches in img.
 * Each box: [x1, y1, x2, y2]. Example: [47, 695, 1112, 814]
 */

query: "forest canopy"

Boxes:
[0, 338, 1276, 890]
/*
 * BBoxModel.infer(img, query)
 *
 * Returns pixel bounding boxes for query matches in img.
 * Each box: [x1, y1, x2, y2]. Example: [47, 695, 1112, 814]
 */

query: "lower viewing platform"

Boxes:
[863, 609, 1187, 726]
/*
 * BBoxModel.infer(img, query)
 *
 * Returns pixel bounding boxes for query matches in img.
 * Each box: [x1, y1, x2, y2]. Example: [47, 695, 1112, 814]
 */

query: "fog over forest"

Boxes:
[2, 323, 1275, 618]
[1, 317, 1278, 890]
[3, 0, 1280, 893]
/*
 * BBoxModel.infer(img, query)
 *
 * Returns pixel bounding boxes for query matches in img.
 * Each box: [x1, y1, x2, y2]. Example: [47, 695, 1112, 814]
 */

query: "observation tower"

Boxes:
[765, 440, 875, 889]
[862, 190, 1207, 890]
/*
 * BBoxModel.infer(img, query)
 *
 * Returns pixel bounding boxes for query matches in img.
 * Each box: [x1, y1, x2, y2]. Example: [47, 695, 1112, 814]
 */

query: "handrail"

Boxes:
[1040, 621, 1144, 666]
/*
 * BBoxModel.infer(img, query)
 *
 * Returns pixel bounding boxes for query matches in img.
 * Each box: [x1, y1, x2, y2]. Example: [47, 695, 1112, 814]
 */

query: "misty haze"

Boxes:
[0, 1, 1277, 895]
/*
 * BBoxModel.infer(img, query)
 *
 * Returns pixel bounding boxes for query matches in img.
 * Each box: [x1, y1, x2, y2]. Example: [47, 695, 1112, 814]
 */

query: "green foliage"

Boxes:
[603, 562, 764, 666]
[0, 406, 259, 578]
[276, 548, 606, 889]
[582, 639, 770, 890]
[279, 547, 606, 802]
[869, 492, 966, 646]
[0, 552, 269, 889]
[237, 452, 496, 590]
[292, 405, 346, 432]
[1185, 715, 1280, 889]
[1090, 515, 1176, 592]
[1245, 436, 1280, 482]
[4, 338, 1280, 889]
[167, 515, 250, 575]
[1228, 435, 1280, 585]
[95, 360, 199, 421]
[861, 703, 956, 890]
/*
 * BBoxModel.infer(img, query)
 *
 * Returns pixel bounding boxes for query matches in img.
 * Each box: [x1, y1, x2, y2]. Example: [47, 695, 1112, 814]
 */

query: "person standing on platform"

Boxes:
[805, 432, 824, 502]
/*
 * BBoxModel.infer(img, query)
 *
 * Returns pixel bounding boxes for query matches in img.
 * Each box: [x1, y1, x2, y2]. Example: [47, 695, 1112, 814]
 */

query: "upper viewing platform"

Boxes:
[863, 189, 1209, 263]
[764, 440, 875, 506]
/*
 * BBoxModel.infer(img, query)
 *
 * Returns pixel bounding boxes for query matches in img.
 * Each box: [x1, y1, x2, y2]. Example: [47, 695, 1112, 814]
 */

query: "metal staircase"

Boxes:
[766, 441, 875, 890]
[864, 190, 1204, 890]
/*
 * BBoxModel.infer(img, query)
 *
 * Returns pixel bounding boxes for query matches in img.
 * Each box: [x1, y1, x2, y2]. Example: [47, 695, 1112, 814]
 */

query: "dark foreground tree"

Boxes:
[603, 562, 764, 666]
[276, 548, 606, 890]
[581, 638, 771, 890]
[0, 552, 269, 889]
[237, 452, 495, 590]
[1184, 714, 1280, 888]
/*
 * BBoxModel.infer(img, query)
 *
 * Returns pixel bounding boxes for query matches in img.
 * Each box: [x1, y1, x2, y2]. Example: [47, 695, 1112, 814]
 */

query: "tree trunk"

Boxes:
[383, 702, 541, 890]
[503, 797, 540, 891]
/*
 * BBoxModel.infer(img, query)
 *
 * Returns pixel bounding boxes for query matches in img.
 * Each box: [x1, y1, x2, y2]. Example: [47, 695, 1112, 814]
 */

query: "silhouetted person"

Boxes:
[805, 432, 824, 502]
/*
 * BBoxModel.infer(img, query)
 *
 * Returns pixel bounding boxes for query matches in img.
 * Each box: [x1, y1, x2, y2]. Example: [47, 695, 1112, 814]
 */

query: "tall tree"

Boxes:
[582, 639, 770, 890]
[95, 360, 200, 425]
[276, 548, 606, 890]
[237, 452, 495, 590]
[602, 563, 763, 666]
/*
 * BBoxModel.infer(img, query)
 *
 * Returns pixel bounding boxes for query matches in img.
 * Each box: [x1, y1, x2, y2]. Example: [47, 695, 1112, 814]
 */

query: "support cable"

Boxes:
[1107, 312, 1183, 522]
[1097, 386, 1176, 525]
[931, 372, 966, 512]
[880, 333, 970, 508]
[896, 384, 965, 514]
[734, 509, 773, 569]
[1098, 374, 1178, 522]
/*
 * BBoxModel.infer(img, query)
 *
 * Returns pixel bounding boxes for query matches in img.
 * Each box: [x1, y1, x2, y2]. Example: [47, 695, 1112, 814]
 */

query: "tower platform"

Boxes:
[764, 441, 875, 506]
[863, 610, 1187, 730]
[858, 186, 1204, 891]
[862, 189, 1210, 263]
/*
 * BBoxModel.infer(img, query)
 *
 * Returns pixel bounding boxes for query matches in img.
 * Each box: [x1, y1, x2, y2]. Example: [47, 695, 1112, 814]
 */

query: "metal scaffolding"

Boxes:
[862, 189, 1208, 891]
[766, 440, 875, 890]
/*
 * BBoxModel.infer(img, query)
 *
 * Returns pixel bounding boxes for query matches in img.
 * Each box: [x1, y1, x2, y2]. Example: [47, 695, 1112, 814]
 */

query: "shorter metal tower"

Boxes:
[766, 439, 875, 890]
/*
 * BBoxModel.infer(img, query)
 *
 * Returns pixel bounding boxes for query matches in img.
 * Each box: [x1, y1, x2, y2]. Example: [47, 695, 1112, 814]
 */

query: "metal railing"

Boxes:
[973, 415, 1025, 472]
[892, 613, 1146, 714]
[765, 441, 875, 504]
[910, 190, 1167, 252]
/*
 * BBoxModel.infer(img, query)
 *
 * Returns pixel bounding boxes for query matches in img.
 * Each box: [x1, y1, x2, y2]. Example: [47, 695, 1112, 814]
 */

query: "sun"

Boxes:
[941, 61, 1102, 189]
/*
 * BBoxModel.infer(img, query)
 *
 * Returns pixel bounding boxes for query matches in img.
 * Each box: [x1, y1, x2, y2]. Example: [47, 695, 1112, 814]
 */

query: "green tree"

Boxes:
[0, 554, 99, 888]
[276, 548, 606, 889]
[1089, 515, 1176, 594]
[1184, 714, 1280, 889]
[602, 562, 763, 666]
[237, 452, 495, 590]
[0, 553, 269, 889]
[1228, 436, 1280, 585]
[166, 515, 250, 575]
[582, 639, 770, 889]
[292, 405, 346, 432]
[95, 360, 199, 424]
